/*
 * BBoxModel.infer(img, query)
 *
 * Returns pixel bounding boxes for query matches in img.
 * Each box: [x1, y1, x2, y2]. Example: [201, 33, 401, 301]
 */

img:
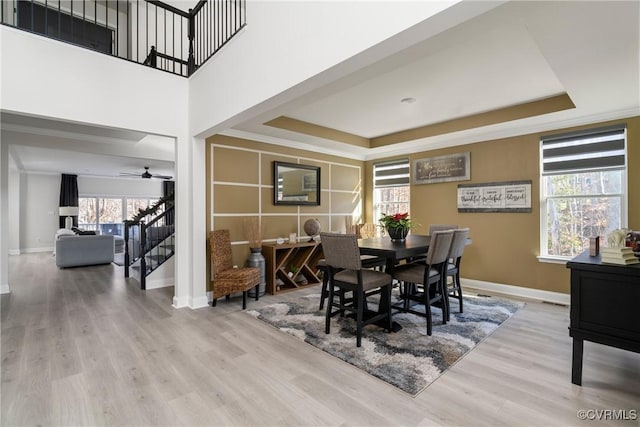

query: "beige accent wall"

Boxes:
[206, 134, 365, 290]
[366, 116, 640, 295]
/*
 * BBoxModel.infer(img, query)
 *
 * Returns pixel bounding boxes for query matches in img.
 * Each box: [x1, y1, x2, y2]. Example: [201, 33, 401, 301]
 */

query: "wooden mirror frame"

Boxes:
[273, 161, 321, 206]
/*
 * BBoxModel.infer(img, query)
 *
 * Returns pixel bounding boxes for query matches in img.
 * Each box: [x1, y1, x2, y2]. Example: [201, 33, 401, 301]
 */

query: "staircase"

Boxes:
[124, 195, 175, 290]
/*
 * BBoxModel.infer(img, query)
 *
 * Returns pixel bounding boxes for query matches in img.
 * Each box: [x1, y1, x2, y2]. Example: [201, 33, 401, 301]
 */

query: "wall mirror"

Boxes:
[273, 161, 321, 206]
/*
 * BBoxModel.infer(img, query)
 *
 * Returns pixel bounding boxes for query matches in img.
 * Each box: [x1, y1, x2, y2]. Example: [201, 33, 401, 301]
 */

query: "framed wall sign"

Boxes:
[414, 152, 470, 185]
[457, 180, 532, 213]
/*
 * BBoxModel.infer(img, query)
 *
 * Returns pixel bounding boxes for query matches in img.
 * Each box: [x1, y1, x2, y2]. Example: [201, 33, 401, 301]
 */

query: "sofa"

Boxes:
[55, 234, 115, 268]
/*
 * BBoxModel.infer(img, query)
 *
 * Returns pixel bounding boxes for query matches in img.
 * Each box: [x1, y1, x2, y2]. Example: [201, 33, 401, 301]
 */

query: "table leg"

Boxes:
[572, 338, 583, 386]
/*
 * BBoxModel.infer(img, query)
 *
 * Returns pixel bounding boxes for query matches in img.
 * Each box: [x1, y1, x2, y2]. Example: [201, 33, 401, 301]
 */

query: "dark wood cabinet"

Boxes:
[566, 250, 640, 385]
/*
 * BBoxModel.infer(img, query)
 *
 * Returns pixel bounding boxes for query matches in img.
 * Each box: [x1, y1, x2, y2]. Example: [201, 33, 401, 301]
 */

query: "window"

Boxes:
[540, 125, 627, 259]
[373, 160, 410, 232]
[79, 197, 158, 236]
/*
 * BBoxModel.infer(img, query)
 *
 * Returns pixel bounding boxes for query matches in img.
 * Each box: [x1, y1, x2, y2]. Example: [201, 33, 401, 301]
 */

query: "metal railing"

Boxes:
[1, 0, 246, 77]
[124, 203, 174, 290]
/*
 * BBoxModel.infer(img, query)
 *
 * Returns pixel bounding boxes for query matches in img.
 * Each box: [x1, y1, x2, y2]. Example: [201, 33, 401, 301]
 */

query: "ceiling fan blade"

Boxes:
[152, 174, 173, 180]
[119, 172, 141, 176]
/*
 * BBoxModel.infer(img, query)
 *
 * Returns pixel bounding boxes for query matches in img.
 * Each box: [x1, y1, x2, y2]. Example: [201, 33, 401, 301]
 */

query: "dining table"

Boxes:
[358, 234, 432, 273]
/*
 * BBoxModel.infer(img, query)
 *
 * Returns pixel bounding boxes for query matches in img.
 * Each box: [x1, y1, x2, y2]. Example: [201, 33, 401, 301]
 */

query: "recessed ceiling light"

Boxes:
[400, 97, 416, 104]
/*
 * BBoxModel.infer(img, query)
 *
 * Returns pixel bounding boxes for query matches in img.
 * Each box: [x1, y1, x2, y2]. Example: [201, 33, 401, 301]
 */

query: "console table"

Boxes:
[262, 241, 323, 294]
[566, 250, 640, 385]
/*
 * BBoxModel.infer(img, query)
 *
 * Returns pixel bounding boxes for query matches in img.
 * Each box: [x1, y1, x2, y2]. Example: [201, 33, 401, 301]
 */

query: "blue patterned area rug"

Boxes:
[248, 292, 524, 396]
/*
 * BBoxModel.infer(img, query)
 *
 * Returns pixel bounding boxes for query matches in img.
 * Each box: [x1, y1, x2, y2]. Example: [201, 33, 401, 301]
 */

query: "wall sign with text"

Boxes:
[457, 180, 532, 213]
[413, 152, 470, 185]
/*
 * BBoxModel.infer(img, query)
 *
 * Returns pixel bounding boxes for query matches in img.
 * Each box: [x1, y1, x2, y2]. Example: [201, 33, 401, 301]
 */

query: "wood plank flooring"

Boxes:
[2, 253, 639, 426]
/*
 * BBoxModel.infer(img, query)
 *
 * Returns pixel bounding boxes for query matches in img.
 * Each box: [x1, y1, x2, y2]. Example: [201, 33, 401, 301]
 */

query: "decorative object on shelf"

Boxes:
[626, 230, 640, 255]
[289, 232, 297, 243]
[379, 212, 416, 242]
[345, 215, 354, 234]
[607, 228, 629, 248]
[303, 218, 321, 241]
[244, 217, 266, 297]
[59, 206, 79, 230]
[276, 237, 285, 245]
[589, 236, 600, 256]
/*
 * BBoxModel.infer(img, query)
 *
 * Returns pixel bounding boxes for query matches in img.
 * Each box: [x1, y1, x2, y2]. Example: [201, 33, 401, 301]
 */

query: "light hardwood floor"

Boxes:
[2, 253, 639, 426]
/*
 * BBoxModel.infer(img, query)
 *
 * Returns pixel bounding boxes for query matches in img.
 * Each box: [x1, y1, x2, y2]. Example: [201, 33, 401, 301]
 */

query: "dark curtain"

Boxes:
[163, 180, 175, 225]
[59, 174, 78, 228]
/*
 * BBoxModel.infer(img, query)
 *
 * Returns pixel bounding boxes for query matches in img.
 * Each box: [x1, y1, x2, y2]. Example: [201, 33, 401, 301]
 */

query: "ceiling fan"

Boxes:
[120, 166, 173, 180]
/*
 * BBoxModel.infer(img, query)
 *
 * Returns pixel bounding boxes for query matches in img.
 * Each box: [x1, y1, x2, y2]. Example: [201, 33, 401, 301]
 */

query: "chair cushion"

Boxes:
[333, 269, 392, 291]
[213, 267, 260, 298]
[393, 263, 439, 284]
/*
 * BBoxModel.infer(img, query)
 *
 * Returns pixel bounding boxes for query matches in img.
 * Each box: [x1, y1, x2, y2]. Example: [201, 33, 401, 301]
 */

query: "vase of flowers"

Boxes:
[379, 212, 416, 242]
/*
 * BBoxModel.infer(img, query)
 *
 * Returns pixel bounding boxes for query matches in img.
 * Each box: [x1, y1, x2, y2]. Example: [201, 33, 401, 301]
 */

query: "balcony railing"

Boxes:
[1, 0, 246, 77]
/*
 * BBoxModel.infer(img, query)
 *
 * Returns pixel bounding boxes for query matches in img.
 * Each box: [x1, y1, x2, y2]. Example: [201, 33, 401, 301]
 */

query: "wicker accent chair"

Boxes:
[209, 229, 260, 309]
[320, 232, 393, 347]
[392, 230, 454, 335]
[445, 228, 470, 318]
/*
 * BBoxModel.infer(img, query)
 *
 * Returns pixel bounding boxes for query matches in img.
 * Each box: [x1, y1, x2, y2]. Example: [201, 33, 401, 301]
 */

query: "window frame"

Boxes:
[78, 195, 159, 235]
[539, 126, 628, 262]
[373, 159, 411, 233]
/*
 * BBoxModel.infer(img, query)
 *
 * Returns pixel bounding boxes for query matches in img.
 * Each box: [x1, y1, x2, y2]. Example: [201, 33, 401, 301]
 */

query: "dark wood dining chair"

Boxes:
[392, 230, 454, 335]
[445, 228, 470, 318]
[209, 229, 260, 309]
[320, 232, 393, 347]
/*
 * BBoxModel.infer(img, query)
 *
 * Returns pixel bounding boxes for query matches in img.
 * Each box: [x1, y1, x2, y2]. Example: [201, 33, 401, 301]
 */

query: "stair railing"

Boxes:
[2, 0, 246, 77]
[124, 193, 175, 289]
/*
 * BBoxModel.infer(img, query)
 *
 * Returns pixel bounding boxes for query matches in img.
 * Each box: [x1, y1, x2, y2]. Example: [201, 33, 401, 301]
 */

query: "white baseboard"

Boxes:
[8, 249, 20, 256]
[190, 295, 210, 309]
[0, 284, 11, 294]
[21, 247, 54, 254]
[171, 294, 209, 309]
[172, 295, 189, 308]
[145, 278, 174, 290]
[462, 278, 570, 306]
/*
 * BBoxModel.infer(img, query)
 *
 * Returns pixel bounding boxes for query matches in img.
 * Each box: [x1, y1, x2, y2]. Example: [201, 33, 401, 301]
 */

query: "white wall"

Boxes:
[8, 168, 21, 254]
[20, 173, 60, 252]
[78, 176, 163, 198]
[0, 26, 188, 138]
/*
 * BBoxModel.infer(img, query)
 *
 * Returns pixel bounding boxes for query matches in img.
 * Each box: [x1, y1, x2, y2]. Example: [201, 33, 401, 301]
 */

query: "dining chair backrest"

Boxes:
[210, 229, 233, 276]
[449, 228, 470, 260]
[357, 223, 377, 239]
[426, 230, 455, 266]
[429, 224, 458, 234]
[320, 232, 361, 271]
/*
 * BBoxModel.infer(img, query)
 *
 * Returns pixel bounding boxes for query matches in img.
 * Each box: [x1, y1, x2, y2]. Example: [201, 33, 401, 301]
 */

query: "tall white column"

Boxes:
[0, 139, 11, 294]
[172, 133, 208, 309]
